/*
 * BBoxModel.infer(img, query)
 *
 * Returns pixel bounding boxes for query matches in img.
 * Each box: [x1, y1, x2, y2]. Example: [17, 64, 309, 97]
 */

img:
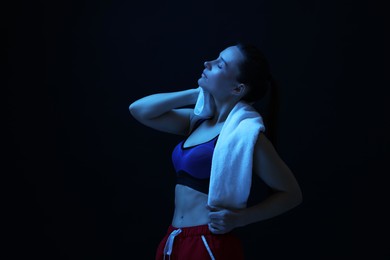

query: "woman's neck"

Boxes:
[211, 98, 240, 124]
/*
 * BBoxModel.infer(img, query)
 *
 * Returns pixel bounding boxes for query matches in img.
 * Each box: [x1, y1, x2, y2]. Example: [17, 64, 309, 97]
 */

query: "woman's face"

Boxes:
[197, 45, 245, 98]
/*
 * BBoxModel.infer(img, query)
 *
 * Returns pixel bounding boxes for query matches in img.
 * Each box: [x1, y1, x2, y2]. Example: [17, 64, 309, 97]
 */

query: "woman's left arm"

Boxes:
[238, 132, 303, 226]
[208, 132, 302, 234]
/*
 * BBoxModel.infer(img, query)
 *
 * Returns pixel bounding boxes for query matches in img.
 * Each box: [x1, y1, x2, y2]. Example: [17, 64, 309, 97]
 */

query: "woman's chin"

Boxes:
[197, 78, 205, 87]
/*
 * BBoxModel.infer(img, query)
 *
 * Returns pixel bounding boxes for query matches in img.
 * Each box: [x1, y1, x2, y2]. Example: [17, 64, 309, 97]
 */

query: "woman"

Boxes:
[129, 43, 302, 260]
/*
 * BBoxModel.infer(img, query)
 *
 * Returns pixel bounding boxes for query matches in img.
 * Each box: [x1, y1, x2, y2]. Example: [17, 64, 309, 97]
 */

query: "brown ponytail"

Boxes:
[264, 75, 279, 145]
[236, 43, 280, 145]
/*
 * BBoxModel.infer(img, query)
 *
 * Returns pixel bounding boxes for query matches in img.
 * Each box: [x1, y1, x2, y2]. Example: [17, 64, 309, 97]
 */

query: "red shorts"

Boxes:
[155, 224, 245, 260]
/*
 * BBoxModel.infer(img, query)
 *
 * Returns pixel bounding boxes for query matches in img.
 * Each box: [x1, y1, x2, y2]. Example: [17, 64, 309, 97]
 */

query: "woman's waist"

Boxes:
[172, 208, 209, 228]
[173, 184, 209, 227]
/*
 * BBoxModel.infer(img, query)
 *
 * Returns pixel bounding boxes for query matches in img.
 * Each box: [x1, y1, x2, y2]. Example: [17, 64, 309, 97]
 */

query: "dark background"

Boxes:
[6, 0, 387, 259]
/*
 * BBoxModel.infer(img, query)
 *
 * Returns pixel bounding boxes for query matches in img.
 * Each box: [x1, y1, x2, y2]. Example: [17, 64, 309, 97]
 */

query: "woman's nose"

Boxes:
[204, 61, 210, 69]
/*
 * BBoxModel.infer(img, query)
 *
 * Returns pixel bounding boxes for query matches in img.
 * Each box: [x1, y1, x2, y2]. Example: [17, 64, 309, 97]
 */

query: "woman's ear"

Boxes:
[232, 83, 247, 97]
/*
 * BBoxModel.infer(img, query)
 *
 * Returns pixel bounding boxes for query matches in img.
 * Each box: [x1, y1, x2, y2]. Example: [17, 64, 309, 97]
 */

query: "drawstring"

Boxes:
[201, 235, 216, 260]
[162, 228, 216, 260]
[163, 228, 182, 260]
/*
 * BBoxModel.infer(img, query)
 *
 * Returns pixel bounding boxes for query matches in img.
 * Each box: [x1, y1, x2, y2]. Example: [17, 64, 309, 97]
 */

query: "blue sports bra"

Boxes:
[171, 119, 218, 194]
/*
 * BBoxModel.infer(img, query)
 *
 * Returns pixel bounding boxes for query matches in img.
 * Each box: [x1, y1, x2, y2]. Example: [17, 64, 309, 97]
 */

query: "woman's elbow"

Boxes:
[129, 101, 143, 119]
[292, 186, 303, 207]
[129, 102, 136, 116]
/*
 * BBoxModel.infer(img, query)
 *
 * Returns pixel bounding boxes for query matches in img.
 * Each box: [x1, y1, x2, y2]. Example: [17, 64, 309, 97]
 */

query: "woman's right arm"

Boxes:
[129, 88, 200, 136]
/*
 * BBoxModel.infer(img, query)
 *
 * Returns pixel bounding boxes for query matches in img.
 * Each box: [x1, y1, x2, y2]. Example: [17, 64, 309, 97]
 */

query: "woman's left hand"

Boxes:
[206, 205, 243, 234]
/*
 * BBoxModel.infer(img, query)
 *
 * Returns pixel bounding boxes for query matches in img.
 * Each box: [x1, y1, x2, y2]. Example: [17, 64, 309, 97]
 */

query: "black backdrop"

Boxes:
[6, 0, 387, 259]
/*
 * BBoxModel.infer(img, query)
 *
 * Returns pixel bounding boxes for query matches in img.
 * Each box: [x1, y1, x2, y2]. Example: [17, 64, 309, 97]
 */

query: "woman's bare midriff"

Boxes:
[172, 184, 210, 228]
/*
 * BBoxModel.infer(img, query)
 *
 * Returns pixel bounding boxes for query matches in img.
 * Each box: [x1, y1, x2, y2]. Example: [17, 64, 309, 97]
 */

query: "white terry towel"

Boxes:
[194, 87, 214, 118]
[208, 101, 265, 209]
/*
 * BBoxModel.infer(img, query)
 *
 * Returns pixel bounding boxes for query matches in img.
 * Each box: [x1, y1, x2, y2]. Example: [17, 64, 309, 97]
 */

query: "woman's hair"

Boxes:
[236, 42, 280, 144]
[236, 43, 272, 102]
